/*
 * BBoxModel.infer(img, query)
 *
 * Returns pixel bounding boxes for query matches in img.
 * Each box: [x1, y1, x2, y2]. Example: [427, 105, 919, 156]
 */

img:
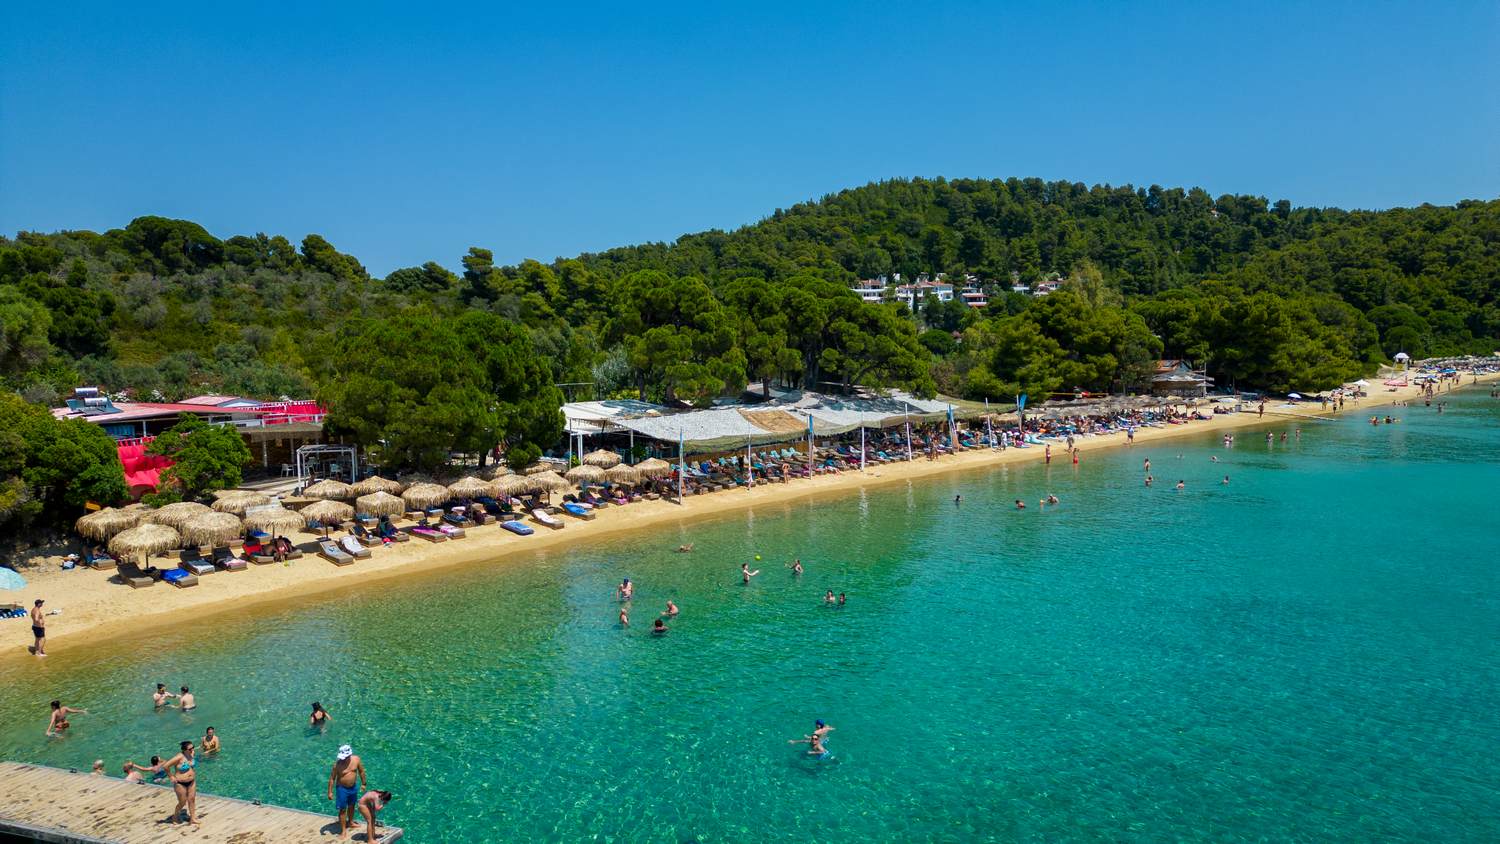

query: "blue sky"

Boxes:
[2, 2, 1496, 275]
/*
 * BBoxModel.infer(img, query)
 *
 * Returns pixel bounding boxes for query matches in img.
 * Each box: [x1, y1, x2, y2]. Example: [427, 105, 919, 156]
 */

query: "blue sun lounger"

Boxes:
[501, 520, 535, 536]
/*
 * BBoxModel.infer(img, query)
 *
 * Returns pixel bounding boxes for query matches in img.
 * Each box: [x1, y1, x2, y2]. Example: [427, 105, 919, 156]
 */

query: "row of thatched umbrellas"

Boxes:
[75, 456, 679, 563]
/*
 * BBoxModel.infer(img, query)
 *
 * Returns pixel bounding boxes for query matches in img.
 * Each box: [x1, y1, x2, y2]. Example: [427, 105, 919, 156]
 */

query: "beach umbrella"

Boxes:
[581, 448, 622, 468]
[448, 476, 491, 499]
[604, 464, 640, 485]
[523, 463, 554, 476]
[401, 482, 451, 510]
[0, 567, 27, 590]
[565, 464, 605, 484]
[211, 491, 272, 515]
[531, 470, 571, 493]
[1287, 393, 1302, 400]
[300, 500, 354, 531]
[179, 512, 243, 546]
[242, 506, 305, 535]
[356, 491, 406, 517]
[633, 458, 674, 478]
[142, 501, 211, 530]
[350, 475, 404, 496]
[480, 464, 513, 480]
[109, 523, 181, 563]
[302, 479, 354, 500]
[490, 474, 538, 498]
[75, 507, 143, 541]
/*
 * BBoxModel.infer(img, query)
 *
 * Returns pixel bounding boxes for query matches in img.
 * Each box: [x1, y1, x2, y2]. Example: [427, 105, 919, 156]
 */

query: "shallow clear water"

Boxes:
[3, 392, 1498, 842]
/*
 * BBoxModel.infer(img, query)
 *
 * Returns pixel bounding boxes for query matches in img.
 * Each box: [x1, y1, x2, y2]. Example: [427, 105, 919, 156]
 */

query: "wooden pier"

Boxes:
[0, 761, 402, 843]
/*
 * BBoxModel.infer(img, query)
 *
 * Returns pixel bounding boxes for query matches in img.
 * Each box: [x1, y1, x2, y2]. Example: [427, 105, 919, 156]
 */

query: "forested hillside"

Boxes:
[3, 178, 1497, 414]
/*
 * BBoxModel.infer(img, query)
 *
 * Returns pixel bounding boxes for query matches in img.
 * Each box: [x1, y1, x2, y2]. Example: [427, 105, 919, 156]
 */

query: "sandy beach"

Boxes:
[9, 375, 1490, 661]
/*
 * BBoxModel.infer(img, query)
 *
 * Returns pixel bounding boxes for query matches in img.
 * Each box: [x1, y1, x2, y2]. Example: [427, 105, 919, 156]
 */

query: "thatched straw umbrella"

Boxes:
[300, 500, 354, 534]
[604, 464, 640, 486]
[109, 523, 181, 565]
[351, 475, 404, 496]
[523, 463, 554, 476]
[212, 491, 272, 515]
[490, 474, 537, 499]
[76, 507, 143, 541]
[634, 458, 674, 478]
[448, 476, 491, 499]
[243, 506, 305, 535]
[402, 482, 451, 510]
[179, 511, 243, 547]
[143, 501, 211, 530]
[581, 448, 622, 468]
[565, 464, 605, 485]
[531, 470, 571, 493]
[303, 479, 354, 500]
[480, 465, 513, 480]
[356, 491, 405, 517]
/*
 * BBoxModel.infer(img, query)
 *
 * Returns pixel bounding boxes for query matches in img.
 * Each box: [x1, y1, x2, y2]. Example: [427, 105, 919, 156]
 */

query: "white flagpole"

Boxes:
[948, 404, 957, 453]
[677, 429, 685, 503]
[807, 413, 815, 476]
[904, 406, 912, 462]
[860, 422, 866, 472]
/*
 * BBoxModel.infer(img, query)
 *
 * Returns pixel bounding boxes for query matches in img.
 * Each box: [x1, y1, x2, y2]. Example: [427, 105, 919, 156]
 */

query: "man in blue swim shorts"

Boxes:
[328, 744, 367, 839]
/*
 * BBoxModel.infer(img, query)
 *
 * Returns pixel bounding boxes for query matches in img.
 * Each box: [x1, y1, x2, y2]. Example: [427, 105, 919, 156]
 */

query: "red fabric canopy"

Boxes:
[117, 441, 174, 492]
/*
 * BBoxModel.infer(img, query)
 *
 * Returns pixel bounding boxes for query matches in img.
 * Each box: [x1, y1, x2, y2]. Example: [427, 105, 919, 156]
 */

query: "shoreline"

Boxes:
[10, 375, 1492, 663]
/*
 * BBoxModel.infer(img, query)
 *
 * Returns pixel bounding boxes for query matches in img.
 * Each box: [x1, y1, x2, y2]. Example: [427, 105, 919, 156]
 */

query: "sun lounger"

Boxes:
[85, 554, 117, 570]
[437, 523, 467, 539]
[500, 520, 534, 536]
[162, 568, 197, 588]
[408, 526, 447, 542]
[339, 536, 373, 559]
[318, 541, 355, 566]
[561, 502, 596, 520]
[531, 508, 564, 530]
[180, 556, 215, 576]
[117, 564, 156, 588]
[214, 554, 249, 572]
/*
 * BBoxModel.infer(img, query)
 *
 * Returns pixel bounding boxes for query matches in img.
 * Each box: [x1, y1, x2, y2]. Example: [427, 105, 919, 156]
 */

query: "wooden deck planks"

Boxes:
[0, 762, 402, 843]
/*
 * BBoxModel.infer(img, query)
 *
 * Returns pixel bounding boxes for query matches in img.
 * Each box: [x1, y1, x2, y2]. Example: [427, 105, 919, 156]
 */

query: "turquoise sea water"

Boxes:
[2, 392, 1498, 842]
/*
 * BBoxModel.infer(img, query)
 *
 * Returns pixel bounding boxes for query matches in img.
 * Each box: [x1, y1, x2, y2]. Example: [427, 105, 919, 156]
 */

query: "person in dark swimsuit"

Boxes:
[164, 740, 198, 826]
[310, 702, 331, 729]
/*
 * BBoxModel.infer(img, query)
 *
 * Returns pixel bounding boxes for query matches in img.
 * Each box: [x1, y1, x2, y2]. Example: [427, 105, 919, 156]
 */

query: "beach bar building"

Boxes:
[1150, 360, 1212, 397]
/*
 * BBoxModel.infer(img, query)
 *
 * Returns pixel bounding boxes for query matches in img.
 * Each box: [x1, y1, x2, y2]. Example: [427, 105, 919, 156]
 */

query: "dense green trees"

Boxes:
[0, 179, 1495, 426]
[0, 393, 127, 532]
[146, 413, 253, 500]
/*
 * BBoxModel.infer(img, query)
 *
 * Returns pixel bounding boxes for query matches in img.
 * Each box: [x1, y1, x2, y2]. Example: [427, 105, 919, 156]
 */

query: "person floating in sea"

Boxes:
[1047, 494, 1058, 505]
[1222, 475, 1230, 485]
[201, 726, 220, 754]
[30, 599, 46, 657]
[676, 544, 693, 553]
[1175, 480, 1185, 490]
[1015, 499, 1026, 510]
[178, 687, 196, 711]
[954, 494, 962, 506]
[1145, 475, 1153, 487]
[123, 761, 145, 782]
[824, 590, 836, 606]
[618, 578, 633, 601]
[789, 730, 832, 760]
[311, 701, 332, 729]
[838, 593, 847, 607]
[153, 683, 177, 708]
[1280, 432, 1288, 442]
[1144, 458, 1151, 472]
[164, 739, 198, 827]
[328, 744, 367, 840]
[663, 599, 679, 617]
[652, 618, 669, 636]
[619, 606, 629, 627]
[91, 759, 104, 775]
[741, 563, 760, 584]
[46, 700, 86, 737]
[791, 559, 803, 576]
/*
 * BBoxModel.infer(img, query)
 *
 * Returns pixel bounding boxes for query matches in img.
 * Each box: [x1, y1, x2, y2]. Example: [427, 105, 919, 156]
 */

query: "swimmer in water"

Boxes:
[1047, 494, 1058, 505]
[954, 494, 962, 506]
[741, 563, 760, 584]
[1145, 475, 1153, 487]
[1144, 458, 1151, 471]
[791, 559, 803, 576]
[618, 578, 634, 601]
[652, 618, 668, 635]
[663, 600, 679, 617]
[789, 731, 831, 759]
[619, 606, 629, 627]
[1211, 455, 1218, 463]
[824, 590, 836, 605]
[178, 687, 195, 711]
[1222, 475, 1230, 485]
[47, 700, 87, 737]
[1175, 480, 1185, 490]
[676, 544, 693, 553]
[153, 684, 176, 708]
[1015, 499, 1026, 510]
[838, 592, 846, 607]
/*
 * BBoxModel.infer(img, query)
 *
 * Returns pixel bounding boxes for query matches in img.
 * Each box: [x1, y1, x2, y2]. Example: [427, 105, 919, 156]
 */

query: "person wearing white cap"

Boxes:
[327, 744, 366, 839]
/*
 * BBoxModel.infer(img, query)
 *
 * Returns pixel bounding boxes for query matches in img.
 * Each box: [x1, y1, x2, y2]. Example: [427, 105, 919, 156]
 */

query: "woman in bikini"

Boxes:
[310, 701, 332, 730]
[163, 739, 199, 826]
